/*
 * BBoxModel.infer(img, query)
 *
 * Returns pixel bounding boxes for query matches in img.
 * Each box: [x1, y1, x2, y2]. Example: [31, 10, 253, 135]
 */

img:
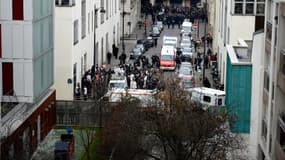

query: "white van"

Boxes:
[190, 87, 225, 110]
[181, 21, 192, 35]
[104, 88, 157, 107]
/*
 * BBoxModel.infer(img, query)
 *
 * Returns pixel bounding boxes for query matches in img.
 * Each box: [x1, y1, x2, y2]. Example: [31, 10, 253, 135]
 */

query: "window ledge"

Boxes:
[73, 41, 78, 45]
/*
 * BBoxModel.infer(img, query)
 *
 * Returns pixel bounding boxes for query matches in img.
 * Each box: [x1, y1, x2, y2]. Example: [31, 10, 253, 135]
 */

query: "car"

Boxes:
[130, 47, 142, 60]
[178, 77, 195, 89]
[135, 44, 146, 53]
[180, 38, 191, 48]
[176, 67, 194, 86]
[180, 62, 193, 69]
[181, 47, 193, 62]
[156, 21, 164, 31]
[137, 38, 154, 50]
[149, 26, 160, 37]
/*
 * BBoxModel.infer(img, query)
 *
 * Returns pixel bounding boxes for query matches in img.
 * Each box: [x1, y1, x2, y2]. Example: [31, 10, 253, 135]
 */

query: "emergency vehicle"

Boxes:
[104, 88, 157, 107]
[189, 87, 226, 110]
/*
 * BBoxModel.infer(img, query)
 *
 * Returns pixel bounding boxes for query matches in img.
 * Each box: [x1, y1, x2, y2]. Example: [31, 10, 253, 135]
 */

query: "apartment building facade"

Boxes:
[54, 0, 120, 100]
[211, 0, 265, 85]
[121, 0, 141, 37]
[249, 1, 285, 160]
[0, 0, 56, 159]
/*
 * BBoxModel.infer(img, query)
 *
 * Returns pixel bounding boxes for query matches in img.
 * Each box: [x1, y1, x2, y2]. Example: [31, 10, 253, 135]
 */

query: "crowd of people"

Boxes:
[115, 64, 162, 90]
[75, 64, 113, 100]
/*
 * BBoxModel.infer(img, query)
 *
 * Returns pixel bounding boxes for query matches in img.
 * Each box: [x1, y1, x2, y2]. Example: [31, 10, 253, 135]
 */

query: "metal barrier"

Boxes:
[56, 100, 112, 127]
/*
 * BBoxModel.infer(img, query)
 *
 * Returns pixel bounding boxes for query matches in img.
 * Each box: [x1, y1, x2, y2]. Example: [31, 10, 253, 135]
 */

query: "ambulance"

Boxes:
[189, 87, 226, 110]
[160, 46, 176, 71]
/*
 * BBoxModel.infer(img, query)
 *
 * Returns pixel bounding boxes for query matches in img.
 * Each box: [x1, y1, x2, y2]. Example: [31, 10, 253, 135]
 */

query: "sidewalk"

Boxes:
[107, 16, 153, 69]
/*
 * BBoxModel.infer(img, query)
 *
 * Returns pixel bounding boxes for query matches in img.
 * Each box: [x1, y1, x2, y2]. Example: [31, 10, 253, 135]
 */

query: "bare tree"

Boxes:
[78, 127, 97, 160]
[100, 79, 244, 160]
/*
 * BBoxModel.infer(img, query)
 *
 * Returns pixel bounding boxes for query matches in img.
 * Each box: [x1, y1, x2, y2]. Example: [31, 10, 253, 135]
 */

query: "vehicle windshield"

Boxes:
[181, 39, 191, 43]
[182, 48, 192, 52]
[179, 68, 192, 75]
[109, 82, 125, 89]
[182, 26, 191, 32]
[133, 48, 141, 53]
[136, 44, 143, 48]
[153, 27, 159, 32]
[161, 55, 174, 61]
[164, 42, 176, 47]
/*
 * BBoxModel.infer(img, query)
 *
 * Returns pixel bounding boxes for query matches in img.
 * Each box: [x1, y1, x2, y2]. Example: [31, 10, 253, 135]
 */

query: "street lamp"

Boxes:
[144, 13, 147, 37]
[202, 0, 207, 85]
[122, 0, 126, 54]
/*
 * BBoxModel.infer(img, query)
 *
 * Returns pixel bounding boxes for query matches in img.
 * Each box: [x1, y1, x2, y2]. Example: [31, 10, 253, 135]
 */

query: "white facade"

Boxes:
[54, 0, 120, 100]
[249, 30, 265, 160]
[211, 0, 265, 85]
[249, 1, 285, 160]
[120, 0, 141, 37]
[0, 0, 53, 103]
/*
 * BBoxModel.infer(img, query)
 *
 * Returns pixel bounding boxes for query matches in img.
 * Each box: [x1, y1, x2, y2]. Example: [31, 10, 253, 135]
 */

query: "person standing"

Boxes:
[107, 52, 112, 64]
[75, 83, 81, 99]
[83, 86, 88, 100]
[114, 47, 119, 59]
[154, 38, 158, 47]
[112, 44, 116, 57]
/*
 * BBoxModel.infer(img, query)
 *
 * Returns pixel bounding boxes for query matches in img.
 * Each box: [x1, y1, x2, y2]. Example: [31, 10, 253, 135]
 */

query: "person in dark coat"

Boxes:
[203, 77, 211, 88]
[114, 47, 119, 59]
[112, 44, 116, 57]
[107, 52, 112, 64]
[154, 38, 158, 47]
[119, 53, 126, 64]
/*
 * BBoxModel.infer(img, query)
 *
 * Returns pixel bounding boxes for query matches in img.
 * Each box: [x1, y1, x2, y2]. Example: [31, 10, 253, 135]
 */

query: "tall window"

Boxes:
[88, 13, 90, 34]
[95, 7, 98, 28]
[73, 20, 79, 45]
[101, 0, 105, 24]
[281, 49, 285, 75]
[233, 0, 265, 15]
[106, 0, 109, 19]
[264, 71, 269, 91]
[13, 0, 23, 20]
[81, 0, 86, 39]
[2, 62, 14, 95]
[91, 11, 93, 32]
[0, 24, 2, 58]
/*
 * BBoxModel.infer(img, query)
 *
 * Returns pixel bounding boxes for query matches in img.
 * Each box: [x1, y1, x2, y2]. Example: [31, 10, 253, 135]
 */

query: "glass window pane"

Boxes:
[257, 3, 265, 14]
[246, 3, 254, 14]
[234, 3, 243, 14]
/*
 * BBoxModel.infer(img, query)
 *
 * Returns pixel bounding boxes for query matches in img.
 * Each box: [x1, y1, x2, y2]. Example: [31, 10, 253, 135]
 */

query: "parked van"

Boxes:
[181, 21, 192, 35]
[160, 46, 176, 70]
[190, 87, 225, 110]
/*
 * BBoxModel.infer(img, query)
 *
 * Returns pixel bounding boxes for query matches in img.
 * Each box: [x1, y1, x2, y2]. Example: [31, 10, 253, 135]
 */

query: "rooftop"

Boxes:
[227, 39, 253, 65]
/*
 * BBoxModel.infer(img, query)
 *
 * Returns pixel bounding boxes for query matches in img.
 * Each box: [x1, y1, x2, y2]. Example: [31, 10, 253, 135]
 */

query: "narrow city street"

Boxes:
[107, 15, 214, 88]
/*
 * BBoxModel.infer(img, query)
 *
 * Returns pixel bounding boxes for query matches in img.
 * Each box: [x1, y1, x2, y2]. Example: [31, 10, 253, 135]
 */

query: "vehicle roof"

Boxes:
[181, 62, 192, 66]
[110, 88, 157, 95]
[161, 46, 175, 55]
[191, 87, 226, 96]
[182, 21, 192, 27]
